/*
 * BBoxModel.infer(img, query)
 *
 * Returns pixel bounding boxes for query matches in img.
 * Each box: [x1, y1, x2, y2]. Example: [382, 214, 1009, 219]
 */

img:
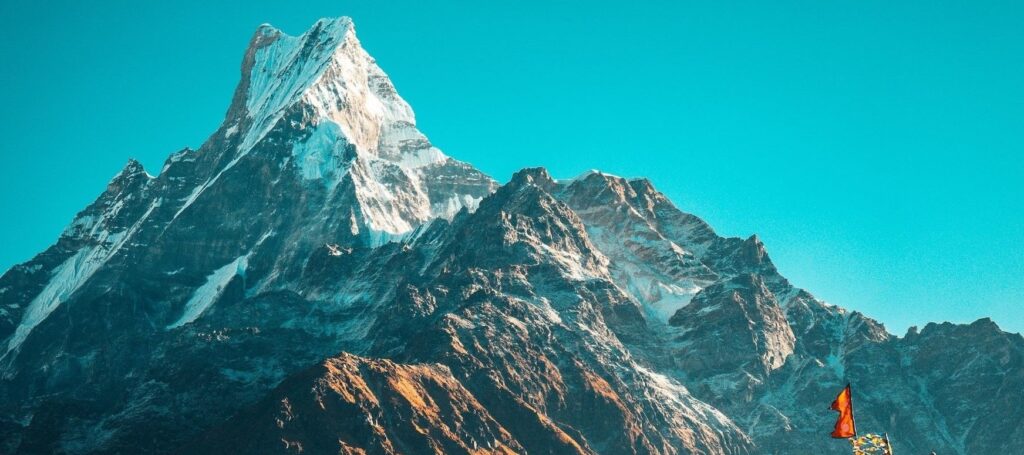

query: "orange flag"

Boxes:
[830, 384, 857, 438]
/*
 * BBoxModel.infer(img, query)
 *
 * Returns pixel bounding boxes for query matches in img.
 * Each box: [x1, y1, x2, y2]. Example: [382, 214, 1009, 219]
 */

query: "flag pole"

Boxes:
[848, 383, 857, 438]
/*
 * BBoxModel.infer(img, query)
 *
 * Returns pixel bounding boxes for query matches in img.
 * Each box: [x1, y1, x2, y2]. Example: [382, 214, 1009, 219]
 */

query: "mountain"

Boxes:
[1, 17, 1021, 455]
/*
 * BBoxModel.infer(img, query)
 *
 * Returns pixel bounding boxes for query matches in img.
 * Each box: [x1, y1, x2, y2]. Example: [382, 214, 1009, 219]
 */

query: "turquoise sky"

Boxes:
[1, 1, 1021, 334]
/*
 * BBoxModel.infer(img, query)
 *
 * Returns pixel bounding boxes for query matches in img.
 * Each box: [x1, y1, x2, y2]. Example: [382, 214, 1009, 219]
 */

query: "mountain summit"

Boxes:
[206, 17, 494, 237]
[1, 18, 1021, 455]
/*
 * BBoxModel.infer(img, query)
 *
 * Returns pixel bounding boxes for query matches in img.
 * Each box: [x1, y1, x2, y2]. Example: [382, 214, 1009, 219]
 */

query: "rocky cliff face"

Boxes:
[1, 17, 1020, 455]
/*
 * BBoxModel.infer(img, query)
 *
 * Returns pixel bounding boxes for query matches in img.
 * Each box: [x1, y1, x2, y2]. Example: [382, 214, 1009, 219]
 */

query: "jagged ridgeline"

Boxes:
[1, 17, 1021, 455]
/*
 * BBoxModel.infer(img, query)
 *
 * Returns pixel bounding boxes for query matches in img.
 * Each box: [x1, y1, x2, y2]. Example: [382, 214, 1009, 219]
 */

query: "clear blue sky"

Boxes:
[1, 1, 1021, 334]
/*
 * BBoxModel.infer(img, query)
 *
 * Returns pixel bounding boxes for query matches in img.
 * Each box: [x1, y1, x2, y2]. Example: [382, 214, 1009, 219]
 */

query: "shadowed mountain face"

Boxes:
[1, 17, 1021, 455]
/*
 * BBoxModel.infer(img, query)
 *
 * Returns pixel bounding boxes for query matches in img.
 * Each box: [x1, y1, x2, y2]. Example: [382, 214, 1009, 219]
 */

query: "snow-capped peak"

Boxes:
[232, 17, 445, 167]
[165, 18, 494, 240]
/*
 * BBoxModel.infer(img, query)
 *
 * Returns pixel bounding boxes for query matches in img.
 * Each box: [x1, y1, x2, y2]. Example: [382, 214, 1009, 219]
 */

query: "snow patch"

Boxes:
[431, 194, 483, 220]
[167, 255, 251, 329]
[536, 297, 563, 325]
[325, 244, 351, 256]
[2, 248, 102, 358]
[646, 281, 703, 321]
[290, 121, 348, 187]
[4, 199, 160, 361]
[167, 232, 273, 329]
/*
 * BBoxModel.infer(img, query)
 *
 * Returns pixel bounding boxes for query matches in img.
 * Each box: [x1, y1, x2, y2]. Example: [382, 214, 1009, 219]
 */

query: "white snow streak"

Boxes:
[166, 254, 251, 329]
[3, 249, 99, 358]
[3, 199, 160, 360]
[167, 232, 273, 329]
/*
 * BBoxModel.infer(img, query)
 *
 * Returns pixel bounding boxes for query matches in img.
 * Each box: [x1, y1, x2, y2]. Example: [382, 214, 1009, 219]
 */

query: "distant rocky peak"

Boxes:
[61, 159, 154, 240]
[626, 177, 658, 197]
[562, 169, 631, 194]
[116, 158, 149, 180]
[554, 171, 640, 219]
[670, 273, 796, 375]
[455, 167, 610, 280]
[556, 171, 676, 224]
[910, 317, 1018, 343]
[706, 234, 780, 279]
[97, 159, 152, 197]
[507, 167, 557, 191]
